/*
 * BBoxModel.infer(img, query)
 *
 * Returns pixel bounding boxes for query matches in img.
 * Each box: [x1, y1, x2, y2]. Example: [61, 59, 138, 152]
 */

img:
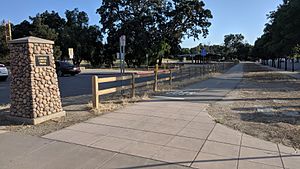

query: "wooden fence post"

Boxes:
[131, 73, 135, 98]
[153, 64, 158, 91]
[169, 69, 173, 86]
[92, 75, 99, 109]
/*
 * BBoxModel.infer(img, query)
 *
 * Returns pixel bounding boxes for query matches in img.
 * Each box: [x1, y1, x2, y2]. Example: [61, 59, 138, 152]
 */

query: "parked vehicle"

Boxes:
[0, 64, 8, 81]
[55, 61, 81, 77]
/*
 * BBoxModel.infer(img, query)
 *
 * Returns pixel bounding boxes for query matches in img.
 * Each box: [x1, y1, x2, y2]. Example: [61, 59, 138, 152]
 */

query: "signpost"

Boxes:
[120, 35, 126, 74]
[201, 49, 207, 64]
[68, 48, 74, 59]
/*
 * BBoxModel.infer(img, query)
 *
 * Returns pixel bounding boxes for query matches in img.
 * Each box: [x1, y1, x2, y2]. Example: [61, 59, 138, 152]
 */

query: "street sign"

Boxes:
[68, 48, 74, 59]
[119, 35, 126, 74]
[120, 35, 126, 46]
[201, 49, 207, 57]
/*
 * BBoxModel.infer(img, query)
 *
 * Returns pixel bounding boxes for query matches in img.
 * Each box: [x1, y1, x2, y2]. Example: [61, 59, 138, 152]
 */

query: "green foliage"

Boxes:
[10, 9, 103, 64]
[0, 24, 9, 63]
[1, 1, 213, 67]
[97, 0, 212, 66]
[292, 44, 300, 59]
[181, 48, 191, 54]
[254, 0, 300, 59]
[184, 34, 253, 61]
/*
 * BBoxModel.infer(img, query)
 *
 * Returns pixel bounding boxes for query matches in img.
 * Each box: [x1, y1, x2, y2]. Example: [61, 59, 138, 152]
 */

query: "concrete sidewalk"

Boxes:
[1, 63, 299, 169]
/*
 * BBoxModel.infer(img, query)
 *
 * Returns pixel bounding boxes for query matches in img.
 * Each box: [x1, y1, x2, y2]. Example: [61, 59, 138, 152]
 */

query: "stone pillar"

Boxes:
[8, 36, 65, 125]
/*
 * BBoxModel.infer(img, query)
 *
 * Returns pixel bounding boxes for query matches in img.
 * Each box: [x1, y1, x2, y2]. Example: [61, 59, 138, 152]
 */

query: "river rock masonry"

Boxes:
[8, 36, 65, 125]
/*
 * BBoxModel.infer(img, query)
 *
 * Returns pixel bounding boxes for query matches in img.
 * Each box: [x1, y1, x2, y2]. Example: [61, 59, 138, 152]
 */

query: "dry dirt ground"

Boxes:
[208, 63, 300, 149]
[0, 70, 219, 136]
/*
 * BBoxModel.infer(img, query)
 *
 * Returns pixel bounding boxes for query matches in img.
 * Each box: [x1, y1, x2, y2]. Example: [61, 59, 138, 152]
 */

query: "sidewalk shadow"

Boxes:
[116, 154, 300, 169]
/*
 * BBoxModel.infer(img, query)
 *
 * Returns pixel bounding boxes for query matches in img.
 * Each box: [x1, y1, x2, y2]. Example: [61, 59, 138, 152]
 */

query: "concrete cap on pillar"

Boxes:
[8, 36, 54, 44]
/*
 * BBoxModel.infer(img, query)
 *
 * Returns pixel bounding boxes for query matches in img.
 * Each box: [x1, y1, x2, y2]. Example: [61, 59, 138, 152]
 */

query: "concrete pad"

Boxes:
[192, 115, 215, 124]
[5, 141, 116, 169]
[208, 124, 241, 145]
[281, 153, 300, 169]
[138, 132, 174, 146]
[91, 136, 134, 152]
[66, 122, 113, 135]
[134, 121, 162, 132]
[0, 133, 54, 167]
[177, 127, 211, 139]
[107, 128, 146, 141]
[166, 136, 205, 151]
[278, 144, 299, 154]
[160, 118, 190, 128]
[171, 114, 196, 121]
[99, 153, 156, 169]
[143, 160, 191, 169]
[102, 112, 146, 121]
[238, 160, 283, 169]
[43, 129, 104, 146]
[153, 125, 183, 135]
[185, 121, 215, 131]
[201, 141, 240, 158]
[240, 147, 283, 167]
[120, 141, 163, 159]
[87, 117, 123, 125]
[153, 146, 198, 166]
[192, 152, 238, 169]
[242, 134, 278, 152]
[142, 116, 166, 124]
[87, 117, 140, 128]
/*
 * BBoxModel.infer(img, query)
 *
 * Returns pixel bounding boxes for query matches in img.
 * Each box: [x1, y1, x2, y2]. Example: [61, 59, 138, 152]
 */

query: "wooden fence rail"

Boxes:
[92, 62, 235, 109]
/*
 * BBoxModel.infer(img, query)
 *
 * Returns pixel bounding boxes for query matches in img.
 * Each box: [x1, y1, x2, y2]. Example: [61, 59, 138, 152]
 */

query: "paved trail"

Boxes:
[1, 63, 299, 169]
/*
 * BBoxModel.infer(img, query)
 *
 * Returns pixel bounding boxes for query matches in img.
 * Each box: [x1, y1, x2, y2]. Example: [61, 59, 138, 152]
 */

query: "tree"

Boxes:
[97, 0, 212, 67]
[224, 34, 245, 57]
[61, 8, 102, 65]
[0, 23, 9, 63]
[13, 16, 62, 59]
[254, 0, 300, 63]
[12, 20, 33, 38]
[181, 48, 191, 54]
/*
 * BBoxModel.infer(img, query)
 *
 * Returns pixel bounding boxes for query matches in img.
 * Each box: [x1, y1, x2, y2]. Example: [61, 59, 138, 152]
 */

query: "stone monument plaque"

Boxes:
[35, 55, 50, 66]
[8, 36, 65, 125]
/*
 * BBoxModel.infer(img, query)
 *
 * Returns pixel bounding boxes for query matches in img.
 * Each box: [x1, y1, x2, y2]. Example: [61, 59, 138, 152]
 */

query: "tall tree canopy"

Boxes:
[97, 0, 212, 66]
[253, 0, 300, 61]
[9, 9, 103, 65]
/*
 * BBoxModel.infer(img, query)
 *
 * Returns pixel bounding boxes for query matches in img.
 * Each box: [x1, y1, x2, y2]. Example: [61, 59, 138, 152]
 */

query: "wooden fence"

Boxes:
[92, 63, 234, 109]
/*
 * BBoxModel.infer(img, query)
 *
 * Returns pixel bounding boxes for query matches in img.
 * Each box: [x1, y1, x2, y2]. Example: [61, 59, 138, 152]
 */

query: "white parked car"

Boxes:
[0, 64, 8, 81]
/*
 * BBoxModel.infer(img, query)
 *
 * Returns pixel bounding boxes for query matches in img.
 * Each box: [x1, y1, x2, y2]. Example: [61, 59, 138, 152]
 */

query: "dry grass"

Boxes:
[208, 63, 300, 149]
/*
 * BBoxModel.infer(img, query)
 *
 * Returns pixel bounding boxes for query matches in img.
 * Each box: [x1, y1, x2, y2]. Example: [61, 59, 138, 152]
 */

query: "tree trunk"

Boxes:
[285, 57, 288, 71]
[292, 58, 295, 72]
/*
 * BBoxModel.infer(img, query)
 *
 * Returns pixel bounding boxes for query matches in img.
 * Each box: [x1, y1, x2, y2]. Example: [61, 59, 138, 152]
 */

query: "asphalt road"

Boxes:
[0, 72, 170, 104]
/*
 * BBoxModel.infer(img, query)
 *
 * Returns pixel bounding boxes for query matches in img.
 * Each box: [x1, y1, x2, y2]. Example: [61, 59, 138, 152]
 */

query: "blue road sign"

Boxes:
[201, 49, 207, 57]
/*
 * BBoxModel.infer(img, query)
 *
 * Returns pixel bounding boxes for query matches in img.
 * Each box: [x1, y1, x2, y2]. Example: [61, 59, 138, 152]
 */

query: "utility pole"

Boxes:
[3, 20, 12, 42]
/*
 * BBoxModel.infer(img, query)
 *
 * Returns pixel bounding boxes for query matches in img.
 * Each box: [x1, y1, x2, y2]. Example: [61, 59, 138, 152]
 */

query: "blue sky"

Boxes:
[0, 0, 282, 48]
